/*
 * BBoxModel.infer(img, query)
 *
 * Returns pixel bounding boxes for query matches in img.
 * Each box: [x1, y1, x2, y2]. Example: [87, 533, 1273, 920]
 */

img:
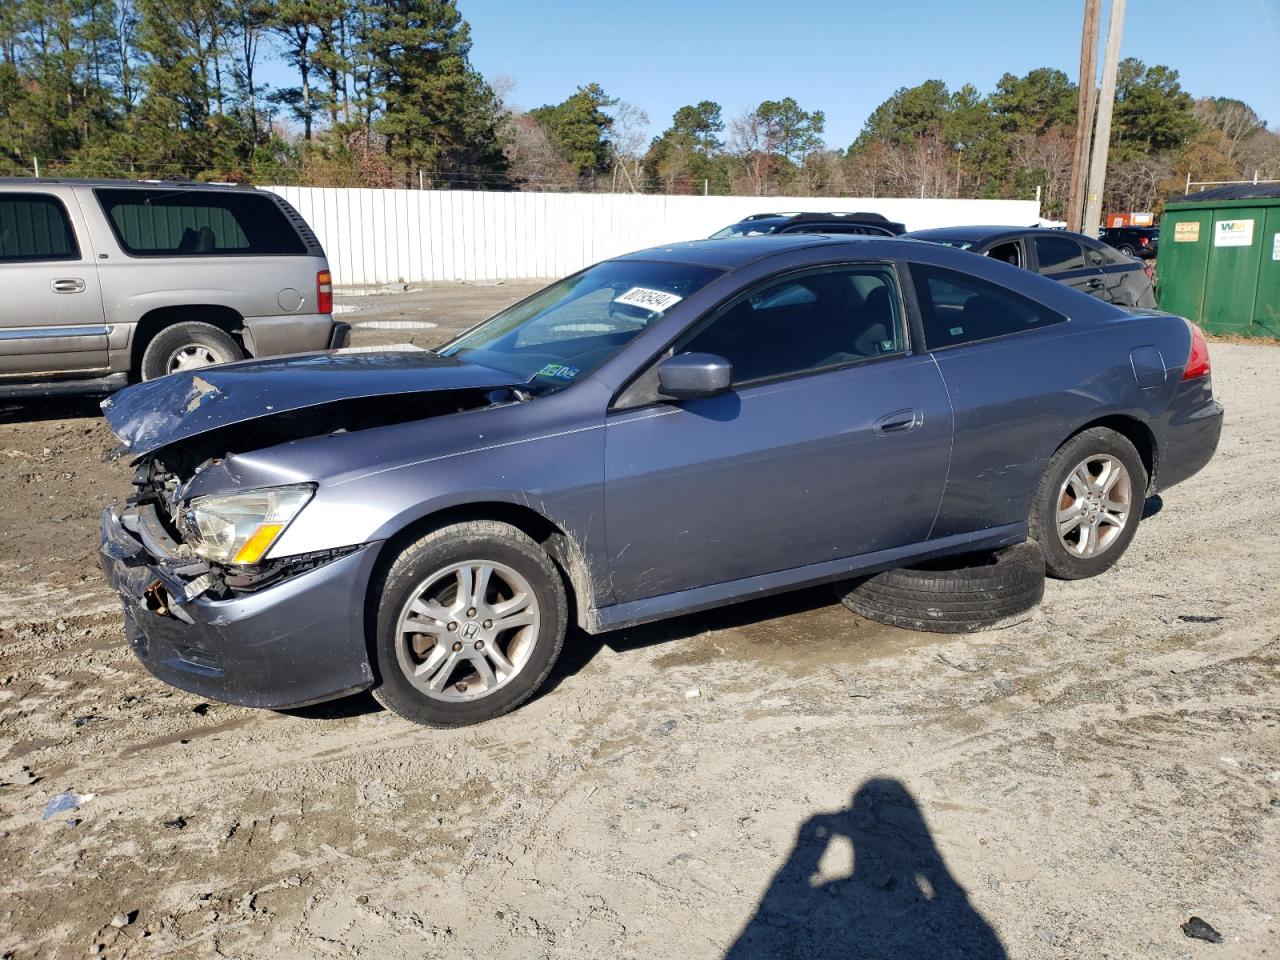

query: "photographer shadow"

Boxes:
[725, 778, 1006, 960]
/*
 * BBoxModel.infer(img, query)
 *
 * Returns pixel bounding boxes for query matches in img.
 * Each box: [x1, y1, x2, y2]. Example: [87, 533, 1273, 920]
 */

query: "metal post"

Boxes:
[33, 157, 40, 178]
[1186, 172, 1192, 195]
[1082, 0, 1125, 237]
[419, 169, 424, 190]
[1067, 0, 1101, 232]
[704, 179, 708, 196]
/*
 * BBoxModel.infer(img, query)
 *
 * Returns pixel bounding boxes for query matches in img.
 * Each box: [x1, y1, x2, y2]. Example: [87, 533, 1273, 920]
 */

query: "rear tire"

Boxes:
[139, 321, 243, 381]
[835, 541, 1045, 634]
[370, 520, 567, 727]
[1030, 427, 1146, 580]
[1118, 244, 1136, 257]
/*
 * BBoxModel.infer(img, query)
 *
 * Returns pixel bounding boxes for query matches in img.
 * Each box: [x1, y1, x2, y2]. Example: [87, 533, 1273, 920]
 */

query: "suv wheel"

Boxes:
[371, 520, 568, 727]
[1029, 427, 1147, 580]
[1117, 243, 1136, 257]
[140, 322, 244, 381]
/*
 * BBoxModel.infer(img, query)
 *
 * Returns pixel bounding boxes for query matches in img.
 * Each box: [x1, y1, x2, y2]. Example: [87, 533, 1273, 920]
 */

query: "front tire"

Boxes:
[370, 520, 568, 727]
[1030, 427, 1146, 580]
[140, 321, 243, 381]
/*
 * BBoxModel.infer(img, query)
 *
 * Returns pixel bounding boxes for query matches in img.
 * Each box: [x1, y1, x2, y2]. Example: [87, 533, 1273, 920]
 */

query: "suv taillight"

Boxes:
[1183, 322, 1210, 381]
[1139, 236, 1149, 246]
[317, 270, 333, 314]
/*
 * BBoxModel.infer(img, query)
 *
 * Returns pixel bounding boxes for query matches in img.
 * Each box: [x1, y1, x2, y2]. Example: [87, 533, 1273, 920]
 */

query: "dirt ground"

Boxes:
[0, 283, 1277, 959]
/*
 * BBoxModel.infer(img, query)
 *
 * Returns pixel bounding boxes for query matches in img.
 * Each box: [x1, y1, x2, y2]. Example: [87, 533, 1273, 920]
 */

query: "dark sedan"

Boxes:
[903, 225, 1157, 308]
[99, 236, 1221, 726]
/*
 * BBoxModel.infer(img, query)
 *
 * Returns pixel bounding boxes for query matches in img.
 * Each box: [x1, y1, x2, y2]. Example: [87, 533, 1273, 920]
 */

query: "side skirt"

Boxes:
[585, 523, 1027, 634]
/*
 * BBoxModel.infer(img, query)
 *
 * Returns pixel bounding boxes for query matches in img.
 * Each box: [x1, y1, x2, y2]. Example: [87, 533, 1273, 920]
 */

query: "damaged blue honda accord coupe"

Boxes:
[99, 235, 1222, 726]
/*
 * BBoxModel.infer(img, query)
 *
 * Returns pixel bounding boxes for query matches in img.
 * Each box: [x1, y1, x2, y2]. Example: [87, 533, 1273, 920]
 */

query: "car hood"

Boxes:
[102, 349, 523, 457]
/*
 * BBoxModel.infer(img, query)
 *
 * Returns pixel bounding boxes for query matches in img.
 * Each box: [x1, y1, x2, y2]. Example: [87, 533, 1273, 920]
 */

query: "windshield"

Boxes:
[708, 221, 783, 239]
[440, 260, 722, 390]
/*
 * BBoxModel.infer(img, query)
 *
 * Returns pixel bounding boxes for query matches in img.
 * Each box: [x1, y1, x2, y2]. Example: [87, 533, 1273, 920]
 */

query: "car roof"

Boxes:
[901, 225, 1032, 243]
[615, 235, 840, 269]
[730, 211, 898, 228]
[904, 225, 1113, 247]
[0, 176, 259, 191]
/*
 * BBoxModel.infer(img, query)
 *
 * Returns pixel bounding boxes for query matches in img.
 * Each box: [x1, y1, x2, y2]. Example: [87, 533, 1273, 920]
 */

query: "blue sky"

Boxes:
[263, 0, 1280, 146]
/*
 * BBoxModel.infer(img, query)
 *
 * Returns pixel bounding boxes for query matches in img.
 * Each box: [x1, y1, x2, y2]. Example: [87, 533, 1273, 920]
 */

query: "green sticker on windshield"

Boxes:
[536, 363, 580, 381]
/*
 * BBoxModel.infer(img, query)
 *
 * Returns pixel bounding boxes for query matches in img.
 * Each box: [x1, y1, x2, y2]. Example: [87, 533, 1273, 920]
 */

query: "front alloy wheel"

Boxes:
[395, 561, 540, 702]
[371, 520, 567, 727]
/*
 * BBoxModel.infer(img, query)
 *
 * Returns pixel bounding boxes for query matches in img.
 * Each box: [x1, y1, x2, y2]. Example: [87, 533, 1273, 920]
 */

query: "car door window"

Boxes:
[0, 194, 80, 262]
[1083, 243, 1108, 268]
[679, 265, 905, 384]
[1034, 235, 1086, 273]
[985, 240, 1022, 267]
[911, 263, 1065, 350]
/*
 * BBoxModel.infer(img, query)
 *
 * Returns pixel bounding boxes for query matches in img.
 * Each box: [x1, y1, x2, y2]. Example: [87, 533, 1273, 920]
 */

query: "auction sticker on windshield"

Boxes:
[615, 287, 683, 313]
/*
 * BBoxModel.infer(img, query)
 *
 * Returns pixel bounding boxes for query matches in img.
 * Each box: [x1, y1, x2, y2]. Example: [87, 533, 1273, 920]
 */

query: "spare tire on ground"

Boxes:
[834, 541, 1046, 634]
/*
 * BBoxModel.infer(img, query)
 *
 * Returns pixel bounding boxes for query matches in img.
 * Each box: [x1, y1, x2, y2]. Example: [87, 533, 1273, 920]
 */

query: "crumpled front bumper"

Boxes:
[99, 506, 379, 709]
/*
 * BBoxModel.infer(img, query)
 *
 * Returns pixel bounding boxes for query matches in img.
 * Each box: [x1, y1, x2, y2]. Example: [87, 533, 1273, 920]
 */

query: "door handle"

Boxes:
[51, 278, 86, 294]
[1087, 278, 1104, 289]
[873, 409, 922, 435]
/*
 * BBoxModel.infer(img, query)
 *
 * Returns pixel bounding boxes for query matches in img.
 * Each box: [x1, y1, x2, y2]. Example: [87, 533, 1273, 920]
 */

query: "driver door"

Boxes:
[603, 263, 952, 603]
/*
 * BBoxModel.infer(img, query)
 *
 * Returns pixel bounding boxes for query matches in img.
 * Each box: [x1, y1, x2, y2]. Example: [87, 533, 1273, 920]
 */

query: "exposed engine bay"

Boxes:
[112, 386, 523, 609]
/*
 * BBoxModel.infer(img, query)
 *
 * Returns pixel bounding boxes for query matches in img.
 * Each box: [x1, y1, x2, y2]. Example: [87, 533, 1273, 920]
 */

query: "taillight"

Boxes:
[1182, 322, 1210, 381]
[1139, 236, 1149, 246]
[316, 270, 333, 314]
[1143, 262, 1154, 282]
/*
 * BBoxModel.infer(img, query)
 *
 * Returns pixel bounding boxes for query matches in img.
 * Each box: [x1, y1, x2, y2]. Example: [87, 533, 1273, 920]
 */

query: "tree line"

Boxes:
[3, 0, 1277, 216]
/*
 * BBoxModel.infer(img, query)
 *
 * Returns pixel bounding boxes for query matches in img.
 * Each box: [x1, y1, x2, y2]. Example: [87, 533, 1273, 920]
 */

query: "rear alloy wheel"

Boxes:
[1030, 427, 1146, 580]
[371, 521, 567, 727]
[140, 321, 244, 381]
[1118, 244, 1136, 257]
[834, 541, 1046, 634]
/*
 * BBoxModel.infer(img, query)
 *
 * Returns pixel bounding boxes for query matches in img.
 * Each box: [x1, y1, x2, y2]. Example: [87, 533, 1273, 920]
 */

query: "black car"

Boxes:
[901, 226, 1157, 308]
[1099, 226, 1159, 259]
[710, 211, 906, 239]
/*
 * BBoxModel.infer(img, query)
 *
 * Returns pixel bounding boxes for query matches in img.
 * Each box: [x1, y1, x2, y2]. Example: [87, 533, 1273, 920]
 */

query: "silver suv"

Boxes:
[0, 178, 347, 398]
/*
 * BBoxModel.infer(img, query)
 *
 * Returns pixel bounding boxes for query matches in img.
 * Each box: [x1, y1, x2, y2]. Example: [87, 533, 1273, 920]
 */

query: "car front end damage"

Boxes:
[98, 462, 381, 708]
[96, 349, 532, 709]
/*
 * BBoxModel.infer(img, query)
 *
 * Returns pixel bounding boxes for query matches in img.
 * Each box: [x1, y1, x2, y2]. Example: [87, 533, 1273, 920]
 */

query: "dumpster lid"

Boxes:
[1172, 184, 1280, 203]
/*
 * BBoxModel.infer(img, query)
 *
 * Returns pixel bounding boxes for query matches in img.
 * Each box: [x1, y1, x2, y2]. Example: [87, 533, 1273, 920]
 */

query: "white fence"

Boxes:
[266, 186, 1041, 287]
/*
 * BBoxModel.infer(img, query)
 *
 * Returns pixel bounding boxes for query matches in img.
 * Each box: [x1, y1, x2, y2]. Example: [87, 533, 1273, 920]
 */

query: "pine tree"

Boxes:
[367, 0, 508, 186]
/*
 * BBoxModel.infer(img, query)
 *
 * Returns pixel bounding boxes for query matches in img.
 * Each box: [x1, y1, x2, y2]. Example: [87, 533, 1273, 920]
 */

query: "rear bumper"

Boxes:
[99, 506, 378, 709]
[242, 313, 342, 358]
[1154, 396, 1223, 493]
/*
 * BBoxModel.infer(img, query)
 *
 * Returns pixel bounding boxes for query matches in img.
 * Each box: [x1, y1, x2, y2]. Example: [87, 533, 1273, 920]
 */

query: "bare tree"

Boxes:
[608, 100, 648, 191]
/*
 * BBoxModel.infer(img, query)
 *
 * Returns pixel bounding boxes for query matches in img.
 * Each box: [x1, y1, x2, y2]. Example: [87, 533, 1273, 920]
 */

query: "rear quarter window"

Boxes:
[94, 189, 306, 257]
[0, 193, 79, 262]
[911, 263, 1066, 350]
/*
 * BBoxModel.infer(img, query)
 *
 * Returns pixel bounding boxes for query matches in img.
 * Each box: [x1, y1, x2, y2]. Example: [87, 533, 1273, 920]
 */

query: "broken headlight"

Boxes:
[179, 484, 315, 565]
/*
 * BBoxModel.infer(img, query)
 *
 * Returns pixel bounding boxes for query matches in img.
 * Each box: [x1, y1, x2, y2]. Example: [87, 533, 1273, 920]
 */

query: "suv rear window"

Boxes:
[94, 189, 306, 257]
[0, 194, 79, 262]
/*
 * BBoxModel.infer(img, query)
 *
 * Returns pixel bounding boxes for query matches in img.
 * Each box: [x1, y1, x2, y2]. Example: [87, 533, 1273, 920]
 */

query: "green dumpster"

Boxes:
[1156, 184, 1280, 340]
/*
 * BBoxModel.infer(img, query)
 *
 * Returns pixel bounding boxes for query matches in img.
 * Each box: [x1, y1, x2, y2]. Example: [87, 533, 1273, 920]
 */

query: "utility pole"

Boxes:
[1083, 0, 1126, 236]
[1067, 0, 1100, 232]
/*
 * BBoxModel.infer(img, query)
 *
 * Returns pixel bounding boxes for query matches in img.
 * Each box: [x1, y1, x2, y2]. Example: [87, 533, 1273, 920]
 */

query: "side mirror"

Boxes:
[658, 352, 732, 400]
